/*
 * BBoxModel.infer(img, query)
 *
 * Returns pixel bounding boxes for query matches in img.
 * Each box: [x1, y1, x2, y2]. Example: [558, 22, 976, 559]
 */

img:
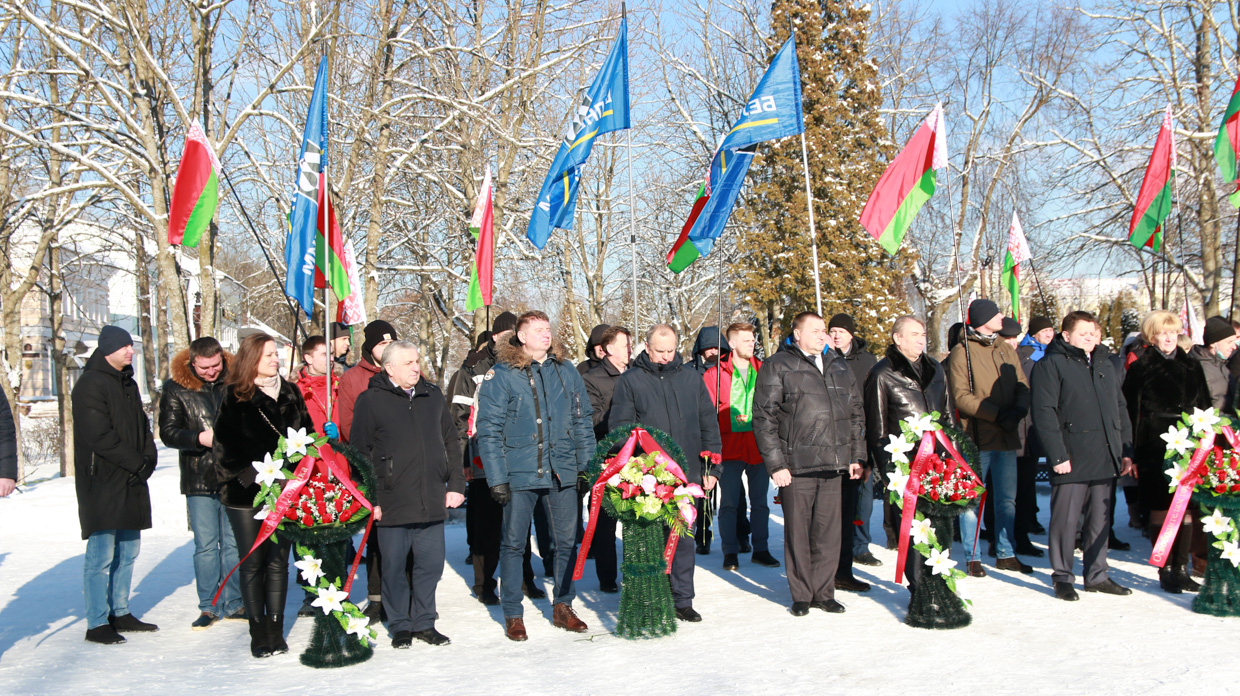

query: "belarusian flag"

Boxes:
[859, 103, 948, 254]
[167, 121, 220, 247]
[666, 183, 708, 273]
[466, 166, 494, 312]
[1214, 74, 1240, 208]
[1000, 211, 1032, 322]
[1129, 105, 1176, 251]
[335, 237, 367, 327]
[313, 183, 350, 301]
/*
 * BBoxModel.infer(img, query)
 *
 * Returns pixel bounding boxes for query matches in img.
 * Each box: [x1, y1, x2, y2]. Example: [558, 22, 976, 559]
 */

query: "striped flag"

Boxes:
[1000, 212, 1032, 322]
[859, 104, 948, 254]
[167, 121, 220, 247]
[1215, 74, 1240, 207]
[466, 166, 494, 311]
[1128, 105, 1175, 252]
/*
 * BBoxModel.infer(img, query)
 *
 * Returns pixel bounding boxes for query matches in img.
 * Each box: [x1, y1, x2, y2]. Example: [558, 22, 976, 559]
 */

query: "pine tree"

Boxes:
[738, 0, 913, 353]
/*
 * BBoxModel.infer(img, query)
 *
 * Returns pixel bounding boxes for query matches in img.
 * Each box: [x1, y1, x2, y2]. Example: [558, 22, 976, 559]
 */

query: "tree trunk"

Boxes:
[49, 244, 73, 477]
[136, 230, 159, 398]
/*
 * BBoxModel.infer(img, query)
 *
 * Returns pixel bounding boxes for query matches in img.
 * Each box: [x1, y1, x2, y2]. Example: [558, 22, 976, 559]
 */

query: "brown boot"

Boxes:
[552, 603, 588, 633]
[967, 560, 987, 578]
[504, 617, 528, 642]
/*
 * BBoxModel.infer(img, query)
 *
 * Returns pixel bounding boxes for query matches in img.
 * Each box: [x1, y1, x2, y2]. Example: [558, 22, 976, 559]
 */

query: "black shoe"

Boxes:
[739, 540, 753, 554]
[1015, 543, 1046, 558]
[790, 601, 810, 616]
[996, 557, 1034, 574]
[1053, 582, 1079, 601]
[1159, 566, 1183, 594]
[723, 553, 739, 571]
[1108, 535, 1131, 551]
[543, 564, 554, 577]
[465, 553, 473, 565]
[522, 581, 547, 600]
[1031, 522, 1046, 535]
[248, 618, 272, 658]
[364, 600, 384, 626]
[477, 587, 500, 605]
[224, 607, 248, 621]
[696, 542, 711, 556]
[751, 551, 781, 568]
[811, 599, 846, 614]
[675, 606, 702, 622]
[599, 581, 619, 594]
[835, 577, 871, 593]
[268, 614, 288, 654]
[85, 625, 126, 645]
[885, 539, 899, 550]
[1173, 566, 1201, 593]
[392, 631, 413, 649]
[109, 614, 159, 633]
[853, 551, 883, 567]
[412, 628, 451, 646]
[191, 612, 218, 630]
[1083, 578, 1133, 596]
[986, 543, 996, 558]
[297, 600, 316, 618]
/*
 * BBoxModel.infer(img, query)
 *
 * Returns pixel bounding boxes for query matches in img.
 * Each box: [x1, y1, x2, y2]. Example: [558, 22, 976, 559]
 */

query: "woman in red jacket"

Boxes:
[295, 335, 340, 438]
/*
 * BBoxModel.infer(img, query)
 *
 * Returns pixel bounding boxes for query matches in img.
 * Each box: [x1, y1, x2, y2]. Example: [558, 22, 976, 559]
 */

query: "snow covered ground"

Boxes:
[0, 446, 1231, 695]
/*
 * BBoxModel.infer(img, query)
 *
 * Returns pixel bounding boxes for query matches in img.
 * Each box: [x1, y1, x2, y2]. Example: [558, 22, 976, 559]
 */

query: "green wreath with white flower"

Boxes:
[1160, 407, 1240, 567]
[884, 412, 983, 605]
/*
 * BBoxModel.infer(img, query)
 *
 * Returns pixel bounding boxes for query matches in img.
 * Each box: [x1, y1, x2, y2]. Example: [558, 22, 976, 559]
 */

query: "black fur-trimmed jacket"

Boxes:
[1122, 346, 1212, 474]
[158, 348, 232, 496]
[212, 378, 314, 508]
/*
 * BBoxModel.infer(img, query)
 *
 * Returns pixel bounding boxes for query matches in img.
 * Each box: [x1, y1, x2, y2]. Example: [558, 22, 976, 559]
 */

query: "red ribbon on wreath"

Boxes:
[573, 428, 698, 581]
[1148, 426, 1238, 567]
[893, 428, 985, 585]
[213, 444, 374, 605]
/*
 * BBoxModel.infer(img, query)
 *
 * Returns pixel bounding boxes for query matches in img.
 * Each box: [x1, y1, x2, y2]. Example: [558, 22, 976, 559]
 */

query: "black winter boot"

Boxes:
[1172, 526, 1201, 593]
[249, 618, 273, 658]
[268, 614, 288, 654]
[1151, 523, 1182, 594]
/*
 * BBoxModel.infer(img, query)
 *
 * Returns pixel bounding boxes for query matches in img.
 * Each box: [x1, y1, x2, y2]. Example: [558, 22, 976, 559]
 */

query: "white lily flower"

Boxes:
[1222, 540, 1240, 568]
[253, 505, 272, 521]
[925, 548, 957, 576]
[284, 427, 316, 456]
[885, 434, 915, 464]
[886, 471, 910, 497]
[345, 614, 371, 640]
[910, 517, 934, 546]
[252, 453, 286, 488]
[311, 583, 348, 615]
[1186, 407, 1221, 435]
[908, 414, 937, 438]
[1159, 426, 1194, 457]
[1202, 508, 1235, 537]
[1165, 465, 1188, 489]
[294, 554, 325, 586]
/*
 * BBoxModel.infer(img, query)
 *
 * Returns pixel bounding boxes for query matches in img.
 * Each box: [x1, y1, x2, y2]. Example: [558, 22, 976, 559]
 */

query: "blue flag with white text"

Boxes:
[284, 56, 329, 316]
[687, 148, 757, 257]
[526, 18, 630, 249]
[711, 37, 804, 161]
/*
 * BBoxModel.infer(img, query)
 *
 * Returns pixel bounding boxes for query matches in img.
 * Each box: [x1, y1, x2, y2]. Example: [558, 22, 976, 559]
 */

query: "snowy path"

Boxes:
[0, 447, 1230, 694]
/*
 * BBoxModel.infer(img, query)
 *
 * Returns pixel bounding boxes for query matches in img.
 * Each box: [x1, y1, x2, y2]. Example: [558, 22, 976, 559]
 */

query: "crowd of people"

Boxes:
[63, 299, 1240, 652]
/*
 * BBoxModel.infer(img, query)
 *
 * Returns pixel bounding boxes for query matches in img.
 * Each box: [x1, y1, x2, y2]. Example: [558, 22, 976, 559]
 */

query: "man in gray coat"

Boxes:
[1031, 311, 1136, 601]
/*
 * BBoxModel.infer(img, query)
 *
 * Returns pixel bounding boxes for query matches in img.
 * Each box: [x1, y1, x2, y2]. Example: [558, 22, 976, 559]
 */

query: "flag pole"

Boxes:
[1231, 207, 1240, 316]
[325, 283, 332, 424]
[625, 3, 638, 331]
[799, 130, 823, 316]
[1023, 252, 1054, 320]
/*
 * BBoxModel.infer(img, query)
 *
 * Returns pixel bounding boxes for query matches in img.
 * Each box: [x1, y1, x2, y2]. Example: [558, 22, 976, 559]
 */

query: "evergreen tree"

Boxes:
[738, 0, 913, 353]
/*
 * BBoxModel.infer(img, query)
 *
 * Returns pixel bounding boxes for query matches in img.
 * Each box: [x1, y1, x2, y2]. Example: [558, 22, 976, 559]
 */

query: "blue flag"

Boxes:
[526, 18, 630, 249]
[284, 56, 330, 317]
[683, 37, 805, 258]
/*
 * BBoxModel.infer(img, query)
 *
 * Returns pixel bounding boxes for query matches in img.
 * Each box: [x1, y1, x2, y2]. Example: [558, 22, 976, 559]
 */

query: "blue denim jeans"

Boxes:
[83, 529, 141, 629]
[960, 450, 1017, 562]
[500, 485, 578, 618]
[853, 472, 875, 555]
[187, 494, 242, 616]
[719, 461, 770, 554]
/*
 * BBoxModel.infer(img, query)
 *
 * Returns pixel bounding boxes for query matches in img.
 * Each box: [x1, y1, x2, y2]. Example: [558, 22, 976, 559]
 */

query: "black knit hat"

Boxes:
[827, 313, 856, 336]
[998, 317, 1022, 338]
[967, 299, 1001, 328]
[491, 311, 517, 335]
[1027, 316, 1054, 335]
[1203, 315, 1235, 348]
[97, 325, 133, 358]
[361, 320, 397, 363]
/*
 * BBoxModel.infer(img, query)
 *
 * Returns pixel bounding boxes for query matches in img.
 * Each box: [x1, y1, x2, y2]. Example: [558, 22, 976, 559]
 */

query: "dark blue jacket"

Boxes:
[475, 340, 595, 491]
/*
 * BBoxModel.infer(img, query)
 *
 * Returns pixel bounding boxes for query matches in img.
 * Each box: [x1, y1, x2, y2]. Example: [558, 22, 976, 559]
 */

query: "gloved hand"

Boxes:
[324, 422, 340, 439]
[490, 483, 511, 506]
[577, 475, 592, 497]
[996, 409, 1022, 432]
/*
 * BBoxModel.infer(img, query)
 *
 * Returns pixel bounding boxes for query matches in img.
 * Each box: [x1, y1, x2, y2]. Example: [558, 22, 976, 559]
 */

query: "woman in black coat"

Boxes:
[1122, 311, 1211, 593]
[214, 333, 314, 658]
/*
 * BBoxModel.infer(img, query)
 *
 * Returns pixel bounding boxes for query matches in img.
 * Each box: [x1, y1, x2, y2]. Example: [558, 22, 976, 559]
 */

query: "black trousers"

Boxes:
[224, 505, 291, 618]
[467, 478, 539, 592]
[1015, 454, 1039, 545]
[667, 520, 697, 608]
[781, 472, 841, 603]
[590, 502, 618, 585]
[1049, 480, 1112, 585]
[378, 522, 444, 633]
[836, 477, 858, 580]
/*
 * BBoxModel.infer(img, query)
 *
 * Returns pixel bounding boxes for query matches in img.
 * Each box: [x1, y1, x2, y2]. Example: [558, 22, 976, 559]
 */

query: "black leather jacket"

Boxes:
[158, 351, 229, 496]
[864, 344, 957, 473]
[753, 342, 865, 476]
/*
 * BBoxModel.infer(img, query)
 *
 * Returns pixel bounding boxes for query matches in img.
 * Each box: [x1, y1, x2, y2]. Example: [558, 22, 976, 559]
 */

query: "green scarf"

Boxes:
[729, 361, 756, 433]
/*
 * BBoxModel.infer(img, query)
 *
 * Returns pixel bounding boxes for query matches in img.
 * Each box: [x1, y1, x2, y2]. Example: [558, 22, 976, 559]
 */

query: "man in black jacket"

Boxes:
[828, 313, 880, 589]
[754, 312, 865, 616]
[73, 325, 159, 645]
[610, 324, 722, 622]
[582, 325, 633, 593]
[1031, 311, 1136, 601]
[577, 324, 611, 376]
[0, 388, 16, 498]
[351, 340, 466, 647]
[158, 337, 243, 629]
[864, 316, 955, 596]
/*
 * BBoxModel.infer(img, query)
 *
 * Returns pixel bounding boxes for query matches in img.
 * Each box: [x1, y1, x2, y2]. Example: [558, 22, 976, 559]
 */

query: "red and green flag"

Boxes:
[666, 181, 708, 273]
[312, 184, 350, 301]
[167, 121, 220, 247]
[1000, 211, 1032, 322]
[466, 166, 494, 311]
[859, 103, 947, 254]
[1215, 74, 1240, 208]
[1129, 105, 1176, 252]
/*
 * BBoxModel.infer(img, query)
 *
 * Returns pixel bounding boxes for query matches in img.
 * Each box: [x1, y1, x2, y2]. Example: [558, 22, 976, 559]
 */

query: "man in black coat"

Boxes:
[72, 325, 159, 645]
[577, 323, 611, 376]
[754, 312, 865, 616]
[864, 316, 956, 596]
[158, 336, 243, 628]
[610, 324, 722, 622]
[0, 387, 16, 498]
[1031, 312, 1136, 601]
[582, 325, 633, 593]
[351, 340, 466, 647]
[690, 325, 734, 554]
[828, 313, 880, 588]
